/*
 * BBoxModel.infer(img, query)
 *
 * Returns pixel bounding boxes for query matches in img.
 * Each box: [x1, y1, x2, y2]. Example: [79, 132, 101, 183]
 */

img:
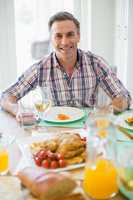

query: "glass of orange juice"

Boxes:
[83, 112, 118, 199]
[0, 133, 9, 175]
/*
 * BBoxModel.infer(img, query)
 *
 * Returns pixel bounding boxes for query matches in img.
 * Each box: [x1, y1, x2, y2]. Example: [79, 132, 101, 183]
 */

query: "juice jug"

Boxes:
[83, 112, 118, 199]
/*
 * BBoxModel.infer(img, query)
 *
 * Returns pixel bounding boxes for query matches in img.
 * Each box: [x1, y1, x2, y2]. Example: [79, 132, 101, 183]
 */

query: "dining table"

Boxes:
[0, 107, 129, 200]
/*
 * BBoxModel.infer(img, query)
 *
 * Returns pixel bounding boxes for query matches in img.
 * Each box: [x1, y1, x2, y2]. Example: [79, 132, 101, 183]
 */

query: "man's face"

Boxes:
[50, 20, 80, 59]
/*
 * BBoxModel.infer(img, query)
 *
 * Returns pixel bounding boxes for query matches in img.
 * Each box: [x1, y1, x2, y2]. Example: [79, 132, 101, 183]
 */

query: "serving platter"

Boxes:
[17, 129, 87, 172]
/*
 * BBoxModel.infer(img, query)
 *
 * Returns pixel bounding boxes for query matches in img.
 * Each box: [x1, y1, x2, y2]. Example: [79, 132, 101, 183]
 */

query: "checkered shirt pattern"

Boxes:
[2, 49, 131, 107]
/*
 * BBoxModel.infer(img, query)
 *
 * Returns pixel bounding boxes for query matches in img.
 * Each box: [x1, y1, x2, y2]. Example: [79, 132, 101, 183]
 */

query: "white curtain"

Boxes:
[0, 0, 91, 88]
[14, 0, 75, 76]
[0, 0, 17, 90]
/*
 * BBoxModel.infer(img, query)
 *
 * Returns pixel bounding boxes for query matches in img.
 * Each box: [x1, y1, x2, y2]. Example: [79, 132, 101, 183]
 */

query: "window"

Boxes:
[0, 0, 91, 90]
[14, 0, 74, 76]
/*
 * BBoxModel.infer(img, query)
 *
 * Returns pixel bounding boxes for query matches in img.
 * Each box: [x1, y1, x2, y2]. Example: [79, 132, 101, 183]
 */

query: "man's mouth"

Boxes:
[59, 46, 73, 52]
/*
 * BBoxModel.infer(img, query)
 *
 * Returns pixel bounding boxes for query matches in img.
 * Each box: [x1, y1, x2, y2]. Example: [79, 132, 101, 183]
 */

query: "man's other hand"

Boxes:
[112, 96, 129, 113]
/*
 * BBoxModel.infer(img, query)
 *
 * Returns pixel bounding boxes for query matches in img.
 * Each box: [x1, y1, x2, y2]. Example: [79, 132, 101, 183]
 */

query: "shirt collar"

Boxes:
[52, 49, 82, 70]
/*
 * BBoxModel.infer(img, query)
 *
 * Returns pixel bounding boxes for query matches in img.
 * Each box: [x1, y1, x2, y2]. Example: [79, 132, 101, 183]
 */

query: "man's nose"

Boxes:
[61, 36, 69, 45]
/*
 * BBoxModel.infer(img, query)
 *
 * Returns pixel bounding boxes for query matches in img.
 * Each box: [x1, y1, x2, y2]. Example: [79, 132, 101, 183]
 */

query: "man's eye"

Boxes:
[55, 34, 62, 39]
[67, 32, 75, 37]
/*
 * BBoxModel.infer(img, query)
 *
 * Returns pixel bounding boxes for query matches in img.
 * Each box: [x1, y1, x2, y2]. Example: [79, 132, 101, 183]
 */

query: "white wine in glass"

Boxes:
[35, 100, 52, 113]
[34, 86, 52, 119]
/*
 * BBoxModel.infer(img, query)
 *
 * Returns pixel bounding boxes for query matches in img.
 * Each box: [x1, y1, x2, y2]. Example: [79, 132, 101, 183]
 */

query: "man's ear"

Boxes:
[77, 31, 80, 43]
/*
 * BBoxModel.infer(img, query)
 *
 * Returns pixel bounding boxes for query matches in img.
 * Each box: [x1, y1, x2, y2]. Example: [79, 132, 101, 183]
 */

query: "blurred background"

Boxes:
[0, 0, 133, 98]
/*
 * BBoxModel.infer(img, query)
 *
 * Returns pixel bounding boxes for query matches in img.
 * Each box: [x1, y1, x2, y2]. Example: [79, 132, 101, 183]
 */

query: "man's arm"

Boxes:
[0, 95, 37, 124]
[0, 95, 18, 117]
[94, 56, 132, 112]
[0, 62, 40, 118]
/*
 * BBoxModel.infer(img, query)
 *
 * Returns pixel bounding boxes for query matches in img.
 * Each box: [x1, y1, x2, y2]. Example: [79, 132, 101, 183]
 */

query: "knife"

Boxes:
[117, 125, 133, 140]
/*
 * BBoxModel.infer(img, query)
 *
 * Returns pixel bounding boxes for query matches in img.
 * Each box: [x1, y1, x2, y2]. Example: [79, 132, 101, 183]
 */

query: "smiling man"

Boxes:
[0, 11, 132, 118]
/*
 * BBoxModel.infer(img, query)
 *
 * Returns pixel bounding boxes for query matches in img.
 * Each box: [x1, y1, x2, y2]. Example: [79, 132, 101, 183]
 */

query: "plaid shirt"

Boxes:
[2, 49, 131, 107]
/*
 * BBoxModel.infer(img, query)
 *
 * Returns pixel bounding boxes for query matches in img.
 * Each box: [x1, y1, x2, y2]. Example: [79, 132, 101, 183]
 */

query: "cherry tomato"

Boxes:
[41, 159, 50, 168]
[56, 153, 64, 160]
[58, 159, 67, 168]
[36, 150, 47, 160]
[46, 150, 56, 160]
[34, 156, 42, 166]
[50, 161, 59, 169]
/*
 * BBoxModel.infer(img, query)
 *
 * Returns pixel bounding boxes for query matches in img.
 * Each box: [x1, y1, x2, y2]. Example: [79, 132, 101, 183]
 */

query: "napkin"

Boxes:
[23, 108, 89, 129]
[38, 115, 87, 128]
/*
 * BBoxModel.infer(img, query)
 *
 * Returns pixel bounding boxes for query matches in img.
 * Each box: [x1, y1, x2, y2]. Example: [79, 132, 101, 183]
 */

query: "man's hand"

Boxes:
[0, 95, 18, 116]
[112, 96, 129, 113]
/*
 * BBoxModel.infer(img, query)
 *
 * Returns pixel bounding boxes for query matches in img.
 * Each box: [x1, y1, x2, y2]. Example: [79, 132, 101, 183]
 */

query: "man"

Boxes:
[0, 11, 132, 118]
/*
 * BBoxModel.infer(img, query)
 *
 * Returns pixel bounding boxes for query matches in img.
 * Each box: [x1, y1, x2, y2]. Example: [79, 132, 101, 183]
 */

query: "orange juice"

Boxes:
[83, 159, 118, 199]
[0, 149, 9, 174]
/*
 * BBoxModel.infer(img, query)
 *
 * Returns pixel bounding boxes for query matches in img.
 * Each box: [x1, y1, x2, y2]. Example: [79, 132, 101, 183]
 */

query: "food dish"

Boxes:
[17, 129, 87, 172]
[17, 167, 77, 200]
[42, 106, 85, 123]
[115, 112, 133, 131]
[125, 117, 133, 126]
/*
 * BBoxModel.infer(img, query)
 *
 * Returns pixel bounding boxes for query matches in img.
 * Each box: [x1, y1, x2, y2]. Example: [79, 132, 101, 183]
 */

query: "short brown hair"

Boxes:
[48, 11, 80, 32]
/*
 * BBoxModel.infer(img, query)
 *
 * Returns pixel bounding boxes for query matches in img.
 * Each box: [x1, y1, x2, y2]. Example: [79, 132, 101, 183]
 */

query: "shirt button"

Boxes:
[63, 73, 67, 78]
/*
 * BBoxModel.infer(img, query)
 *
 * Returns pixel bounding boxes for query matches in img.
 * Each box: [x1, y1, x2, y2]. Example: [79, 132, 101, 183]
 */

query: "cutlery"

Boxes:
[117, 125, 133, 140]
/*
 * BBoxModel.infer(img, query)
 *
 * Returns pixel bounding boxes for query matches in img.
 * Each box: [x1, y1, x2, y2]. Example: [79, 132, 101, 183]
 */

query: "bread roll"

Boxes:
[17, 167, 77, 200]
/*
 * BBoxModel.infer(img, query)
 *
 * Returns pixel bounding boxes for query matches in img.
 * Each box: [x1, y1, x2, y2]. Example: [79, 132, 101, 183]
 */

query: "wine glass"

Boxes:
[34, 86, 52, 120]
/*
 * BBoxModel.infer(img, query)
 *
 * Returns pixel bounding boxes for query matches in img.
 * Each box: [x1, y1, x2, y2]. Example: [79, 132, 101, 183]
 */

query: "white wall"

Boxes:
[74, 0, 91, 51]
[0, 0, 17, 91]
[127, 0, 133, 97]
[91, 0, 115, 65]
[114, 0, 133, 98]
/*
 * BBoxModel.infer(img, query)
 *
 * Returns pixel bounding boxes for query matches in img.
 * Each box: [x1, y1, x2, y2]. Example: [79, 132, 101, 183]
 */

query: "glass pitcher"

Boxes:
[83, 111, 118, 199]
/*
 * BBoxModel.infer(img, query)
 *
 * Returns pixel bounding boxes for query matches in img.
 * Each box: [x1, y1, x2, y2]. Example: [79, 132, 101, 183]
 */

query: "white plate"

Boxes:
[115, 112, 133, 130]
[17, 129, 87, 172]
[42, 106, 85, 123]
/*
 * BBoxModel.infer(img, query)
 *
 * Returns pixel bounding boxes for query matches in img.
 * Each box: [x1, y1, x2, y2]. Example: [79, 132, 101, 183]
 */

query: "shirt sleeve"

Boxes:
[2, 63, 39, 101]
[94, 56, 132, 104]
